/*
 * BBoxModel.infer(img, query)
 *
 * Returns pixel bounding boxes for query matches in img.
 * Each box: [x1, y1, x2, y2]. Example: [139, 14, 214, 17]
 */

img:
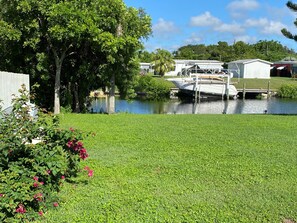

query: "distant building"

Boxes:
[228, 59, 272, 79]
[140, 62, 153, 75]
[0, 71, 30, 110]
[165, 60, 224, 76]
[271, 57, 297, 77]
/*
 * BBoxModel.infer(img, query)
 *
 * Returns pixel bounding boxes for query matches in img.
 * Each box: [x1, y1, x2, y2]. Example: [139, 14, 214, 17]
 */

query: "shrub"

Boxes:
[0, 86, 92, 222]
[134, 75, 171, 100]
[278, 84, 297, 98]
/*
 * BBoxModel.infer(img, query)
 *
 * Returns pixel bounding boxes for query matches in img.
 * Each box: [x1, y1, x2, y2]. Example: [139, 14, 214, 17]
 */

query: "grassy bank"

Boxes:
[232, 77, 297, 90]
[165, 76, 297, 90]
[46, 114, 297, 222]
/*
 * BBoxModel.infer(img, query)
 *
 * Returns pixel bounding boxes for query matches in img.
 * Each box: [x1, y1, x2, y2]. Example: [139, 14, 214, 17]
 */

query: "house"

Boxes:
[228, 59, 272, 79]
[140, 62, 154, 74]
[164, 60, 224, 76]
[0, 71, 30, 110]
[271, 57, 297, 77]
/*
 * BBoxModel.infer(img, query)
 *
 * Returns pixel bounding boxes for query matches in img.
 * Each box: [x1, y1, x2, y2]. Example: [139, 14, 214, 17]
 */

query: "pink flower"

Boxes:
[47, 170, 51, 174]
[79, 149, 88, 160]
[38, 211, 43, 216]
[34, 193, 43, 202]
[70, 127, 75, 132]
[66, 140, 73, 148]
[40, 182, 44, 185]
[61, 175, 65, 180]
[33, 176, 38, 181]
[33, 182, 39, 188]
[0, 194, 3, 197]
[16, 204, 26, 214]
[88, 170, 94, 177]
[84, 166, 94, 177]
[53, 202, 59, 207]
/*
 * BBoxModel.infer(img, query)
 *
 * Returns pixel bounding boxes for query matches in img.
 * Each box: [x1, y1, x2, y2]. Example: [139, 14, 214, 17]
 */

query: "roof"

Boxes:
[228, 59, 273, 65]
[174, 59, 223, 65]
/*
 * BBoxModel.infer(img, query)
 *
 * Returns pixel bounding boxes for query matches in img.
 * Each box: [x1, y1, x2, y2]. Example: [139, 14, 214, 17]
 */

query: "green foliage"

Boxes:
[282, 1, 297, 43]
[134, 75, 171, 100]
[278, 84, 297, 98]
[0, 86, 92, 222]
[174, 40, 296, 62]
[152, 49, 175, 76]
[0, 0, 152, 113]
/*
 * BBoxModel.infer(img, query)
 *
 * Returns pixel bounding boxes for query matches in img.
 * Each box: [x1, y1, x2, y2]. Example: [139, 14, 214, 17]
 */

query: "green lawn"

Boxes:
[232, 77, 297, 90]
[165, 76, 297, 90]
[46, 114, 297, 222]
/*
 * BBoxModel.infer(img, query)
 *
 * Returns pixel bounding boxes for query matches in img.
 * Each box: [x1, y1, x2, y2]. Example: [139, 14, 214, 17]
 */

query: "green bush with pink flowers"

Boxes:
[0, 86, 93, 222]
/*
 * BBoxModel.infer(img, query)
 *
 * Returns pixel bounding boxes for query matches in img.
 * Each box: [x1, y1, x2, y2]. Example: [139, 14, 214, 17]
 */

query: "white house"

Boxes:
[0, 71, 30, 110]
[228, 59, 272, 79]
[140, 62, 154, 74]
[165, 60, 224, 76]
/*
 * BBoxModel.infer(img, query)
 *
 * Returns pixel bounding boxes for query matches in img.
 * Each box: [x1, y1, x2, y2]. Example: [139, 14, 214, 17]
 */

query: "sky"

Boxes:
[123, 0, 297, 52]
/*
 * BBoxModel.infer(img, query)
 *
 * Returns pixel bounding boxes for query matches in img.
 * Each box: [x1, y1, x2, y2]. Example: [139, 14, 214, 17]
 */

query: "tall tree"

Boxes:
[152, 49, 175, 77]
[282, 2, 297, 49]
[0, 0, 151, 114]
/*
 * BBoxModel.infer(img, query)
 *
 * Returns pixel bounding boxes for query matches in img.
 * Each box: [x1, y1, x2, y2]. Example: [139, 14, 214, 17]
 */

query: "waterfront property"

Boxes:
[228, 59, 272, 79]
[0, 71, 30, 110]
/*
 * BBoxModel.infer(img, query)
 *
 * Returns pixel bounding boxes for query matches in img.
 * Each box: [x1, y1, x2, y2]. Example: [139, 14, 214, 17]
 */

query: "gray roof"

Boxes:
[228, 59, 273, 65]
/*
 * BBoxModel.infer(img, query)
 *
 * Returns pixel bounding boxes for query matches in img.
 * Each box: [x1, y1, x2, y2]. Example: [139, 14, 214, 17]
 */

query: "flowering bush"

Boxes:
[0, 86, 93, 222]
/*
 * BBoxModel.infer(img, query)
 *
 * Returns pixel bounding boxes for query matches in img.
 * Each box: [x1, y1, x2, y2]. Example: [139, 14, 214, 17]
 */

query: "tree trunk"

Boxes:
[53, 48, 66, 114]
[107, 23, 122, 114]
[54, 62, 62, 114]
[73, 82, 80, 113]
[107, 73, 115, 114]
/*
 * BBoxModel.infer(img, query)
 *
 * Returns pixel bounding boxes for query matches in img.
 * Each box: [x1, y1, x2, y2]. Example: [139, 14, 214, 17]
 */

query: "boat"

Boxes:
[167, 65, 238, 100]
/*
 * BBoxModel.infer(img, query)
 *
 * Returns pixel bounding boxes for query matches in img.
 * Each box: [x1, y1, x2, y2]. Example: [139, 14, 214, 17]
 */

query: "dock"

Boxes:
[171, 87, 277, 99]
[237, 88, 277, 99]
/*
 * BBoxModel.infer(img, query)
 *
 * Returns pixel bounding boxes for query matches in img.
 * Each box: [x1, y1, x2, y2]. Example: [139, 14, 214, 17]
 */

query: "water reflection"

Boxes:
[90, 97, 297, 114]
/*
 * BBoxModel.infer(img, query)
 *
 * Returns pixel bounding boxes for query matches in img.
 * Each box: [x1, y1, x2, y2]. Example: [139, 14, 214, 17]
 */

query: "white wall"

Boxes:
[0, 71, 30, 110]
[228, 61, 271, 79]
[244, 61, 271, 79]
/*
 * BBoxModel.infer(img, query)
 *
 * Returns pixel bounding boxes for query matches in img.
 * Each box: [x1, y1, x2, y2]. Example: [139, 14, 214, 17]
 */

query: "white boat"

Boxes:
[167, 66, 238, 99]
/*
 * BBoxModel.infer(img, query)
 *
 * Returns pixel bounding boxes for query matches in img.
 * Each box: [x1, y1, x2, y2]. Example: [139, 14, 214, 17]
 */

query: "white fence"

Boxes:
[0, 71, 30, 110]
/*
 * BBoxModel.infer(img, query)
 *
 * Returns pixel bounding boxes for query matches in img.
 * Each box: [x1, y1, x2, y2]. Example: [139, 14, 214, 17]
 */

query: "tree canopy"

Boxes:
[0, 0, 151, 113]
[172, 40, 296, 63]
[282, 1, 297, 48]
[152, 49, 175, 77]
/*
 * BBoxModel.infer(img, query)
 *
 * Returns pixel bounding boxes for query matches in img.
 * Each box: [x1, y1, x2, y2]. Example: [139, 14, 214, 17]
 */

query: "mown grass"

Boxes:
[165, 76, 297, 90]
[232, 77, 297, 90]
[46, 114, 297, 222]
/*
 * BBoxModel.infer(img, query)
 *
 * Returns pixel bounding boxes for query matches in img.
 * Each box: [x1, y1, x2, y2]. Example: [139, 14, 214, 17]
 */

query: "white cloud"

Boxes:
[227, 0, 260, 11]
[190, 11, 221, 27]
[214, 23, 245, 35]
[234, 35, 257, 43]
[245, 18, 287, 35]
[262, 21, 287, 35]
[227, 0, 260, 18]
[184, 33, 201, 44]
[152, 18, 179, 38]
[245, 18, 268, 27]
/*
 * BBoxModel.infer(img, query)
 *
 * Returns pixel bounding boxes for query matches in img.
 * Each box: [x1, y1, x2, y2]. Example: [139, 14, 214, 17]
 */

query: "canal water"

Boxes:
[90, 97, 297, 115]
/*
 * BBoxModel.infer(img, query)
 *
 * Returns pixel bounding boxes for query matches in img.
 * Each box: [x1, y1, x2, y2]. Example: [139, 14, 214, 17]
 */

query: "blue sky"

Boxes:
[123, 0, 297, 52]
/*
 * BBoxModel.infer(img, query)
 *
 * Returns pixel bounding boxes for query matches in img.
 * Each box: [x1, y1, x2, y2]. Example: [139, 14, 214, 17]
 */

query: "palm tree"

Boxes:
[152, 49, 175, 76]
